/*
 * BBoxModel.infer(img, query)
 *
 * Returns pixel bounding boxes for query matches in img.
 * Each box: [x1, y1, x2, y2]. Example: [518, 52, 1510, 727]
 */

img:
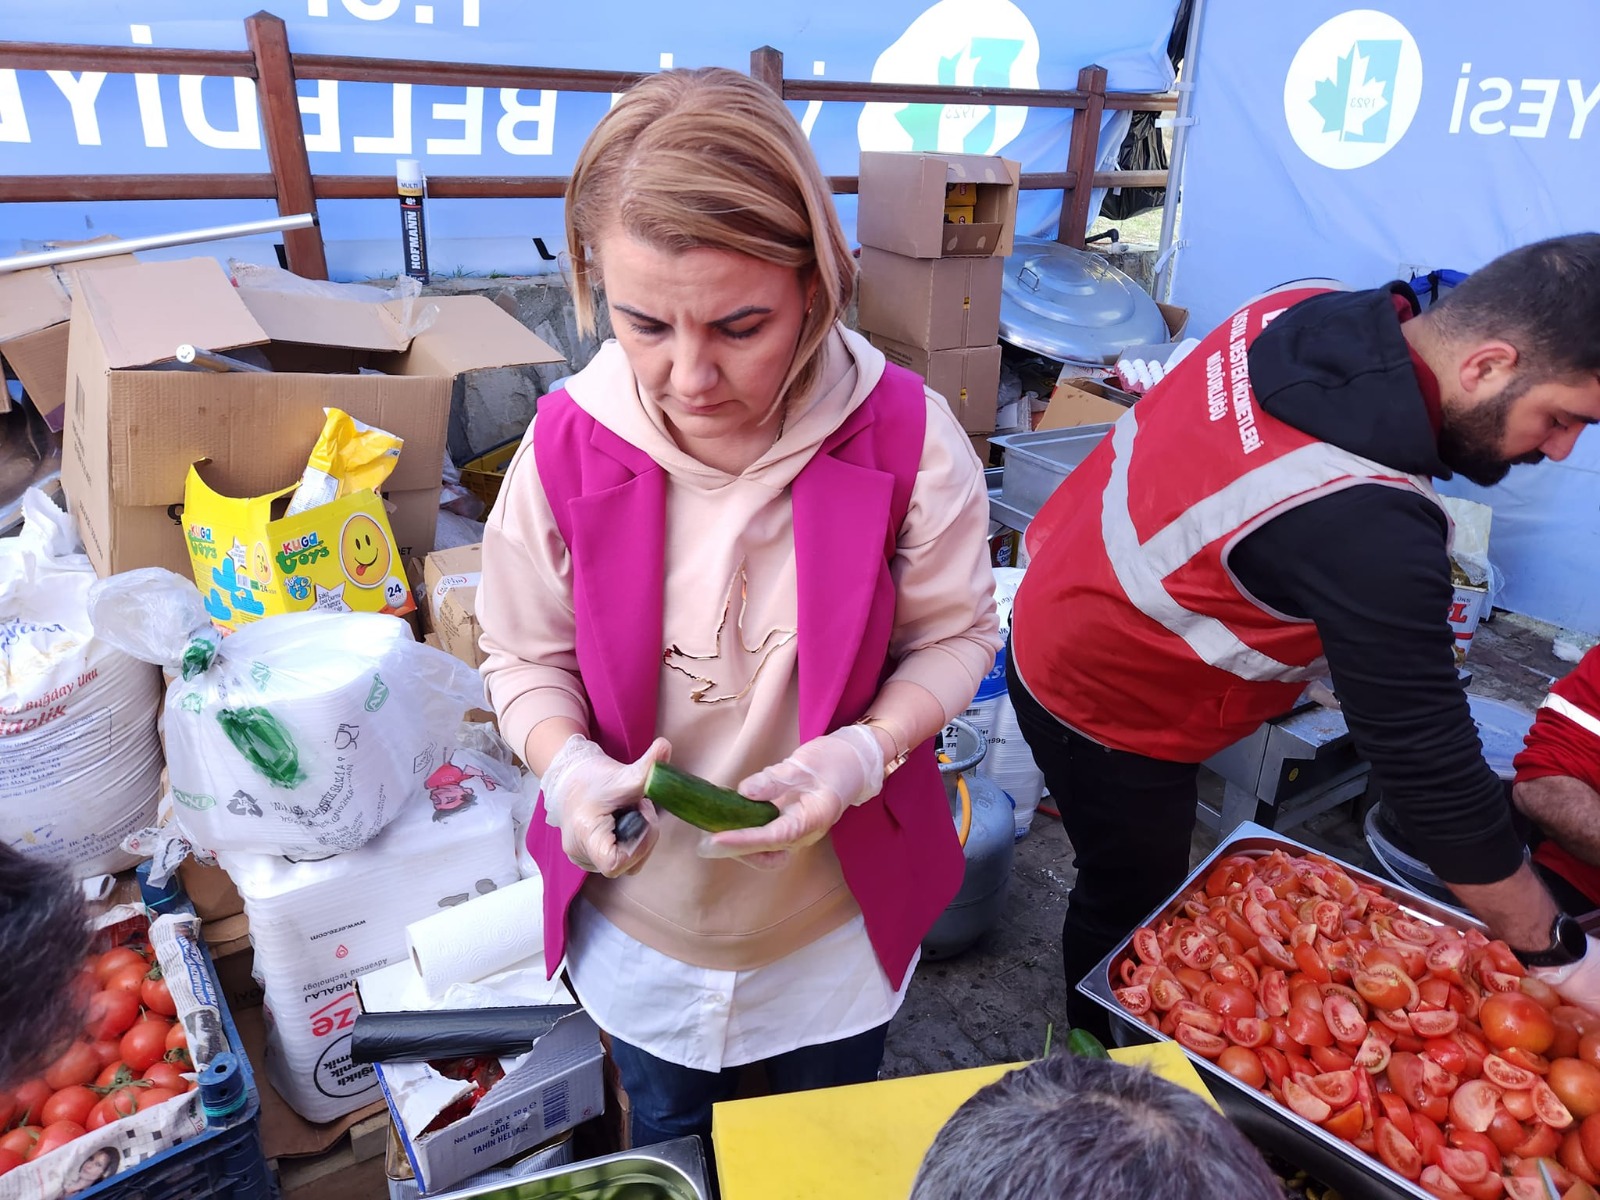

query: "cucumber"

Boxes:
[1065, 1028, 1111, 1060]
[643, 762, 779, 833]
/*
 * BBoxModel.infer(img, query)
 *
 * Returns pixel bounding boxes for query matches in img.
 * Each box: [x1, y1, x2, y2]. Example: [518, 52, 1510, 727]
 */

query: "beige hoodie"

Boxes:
[478, 325, 1000, 970]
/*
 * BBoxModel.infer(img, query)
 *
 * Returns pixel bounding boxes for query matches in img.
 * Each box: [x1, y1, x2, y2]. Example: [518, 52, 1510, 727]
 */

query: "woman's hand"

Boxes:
[541, 734, 671, 877]
[702, 725, 886, 871]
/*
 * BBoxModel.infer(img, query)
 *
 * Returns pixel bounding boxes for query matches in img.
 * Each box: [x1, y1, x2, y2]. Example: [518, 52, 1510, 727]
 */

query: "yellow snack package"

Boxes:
[286, 408, 405, 516]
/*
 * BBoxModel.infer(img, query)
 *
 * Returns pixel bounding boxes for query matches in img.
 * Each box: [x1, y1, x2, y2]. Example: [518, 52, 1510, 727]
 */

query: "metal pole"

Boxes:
[0, 213, 318, 274]
[1153, 0, 1207, 302]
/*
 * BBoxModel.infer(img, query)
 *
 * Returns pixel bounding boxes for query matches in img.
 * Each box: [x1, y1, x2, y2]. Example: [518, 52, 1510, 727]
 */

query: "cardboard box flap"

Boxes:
[388, 295, 564, 378]
[239, 287, 415, 353]
[79, 258, 267, 369]
[938, 153, 1023, 187]
[0, 268, 72, 341]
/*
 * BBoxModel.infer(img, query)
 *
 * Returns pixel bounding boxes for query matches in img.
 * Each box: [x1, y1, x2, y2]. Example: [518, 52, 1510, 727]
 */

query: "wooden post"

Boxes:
[245, 11, 328, 279]
[1058, 64, 1108, 248]
[750, 46, 784, 96]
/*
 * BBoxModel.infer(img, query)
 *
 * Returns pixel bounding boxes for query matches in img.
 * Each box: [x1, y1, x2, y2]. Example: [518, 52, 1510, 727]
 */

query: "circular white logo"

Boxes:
[1283, 9, 1422, 169]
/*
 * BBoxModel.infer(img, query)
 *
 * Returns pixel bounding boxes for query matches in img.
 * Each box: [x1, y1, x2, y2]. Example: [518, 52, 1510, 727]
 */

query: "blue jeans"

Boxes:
[611, 1023, 889, 1193]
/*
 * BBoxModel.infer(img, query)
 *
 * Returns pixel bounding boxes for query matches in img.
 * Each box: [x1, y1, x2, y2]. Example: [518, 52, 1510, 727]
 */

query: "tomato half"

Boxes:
[1376, 1117, 1424, 1181]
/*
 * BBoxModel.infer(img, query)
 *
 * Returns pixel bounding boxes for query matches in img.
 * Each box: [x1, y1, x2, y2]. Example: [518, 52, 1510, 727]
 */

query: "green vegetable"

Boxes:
[1065, 1028, 1111, 1060]
[217, 706, 306, 787]
[643, 762, 779, 833]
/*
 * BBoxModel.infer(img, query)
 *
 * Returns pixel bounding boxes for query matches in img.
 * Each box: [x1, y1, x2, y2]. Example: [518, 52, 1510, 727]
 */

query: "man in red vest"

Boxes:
[1515, 648, 1600, 922]
[1008, 235, 1600, 1040]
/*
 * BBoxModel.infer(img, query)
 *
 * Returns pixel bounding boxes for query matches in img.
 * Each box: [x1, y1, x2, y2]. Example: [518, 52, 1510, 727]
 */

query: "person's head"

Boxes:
[908, 1054, 1282, 1200]
[1409, 233, 1600, 486]
[0, 844, 90, 1089]
[564, 67, 855, 450]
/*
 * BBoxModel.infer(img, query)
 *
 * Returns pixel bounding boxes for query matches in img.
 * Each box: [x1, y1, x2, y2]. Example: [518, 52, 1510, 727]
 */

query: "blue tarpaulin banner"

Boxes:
[1173, 2, 1600, 633]
[0, 0, 1179, 275]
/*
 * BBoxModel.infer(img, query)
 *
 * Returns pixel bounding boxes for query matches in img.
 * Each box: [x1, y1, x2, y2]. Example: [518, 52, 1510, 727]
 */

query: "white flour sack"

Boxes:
[0, 490, 162, 874]
[89, 569, 485, 858]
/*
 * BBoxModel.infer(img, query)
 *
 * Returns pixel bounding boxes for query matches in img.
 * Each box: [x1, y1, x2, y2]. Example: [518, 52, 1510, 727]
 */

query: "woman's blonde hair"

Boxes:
[565, 67, 855, 408]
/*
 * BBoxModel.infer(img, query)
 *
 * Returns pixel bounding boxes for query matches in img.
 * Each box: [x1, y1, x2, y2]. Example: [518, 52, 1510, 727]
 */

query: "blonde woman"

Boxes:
[477, 67, 999, 1158]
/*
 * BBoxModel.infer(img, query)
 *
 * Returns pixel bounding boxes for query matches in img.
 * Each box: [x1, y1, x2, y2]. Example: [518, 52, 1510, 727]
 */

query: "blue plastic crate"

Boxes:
[75, 906, 277, 1200]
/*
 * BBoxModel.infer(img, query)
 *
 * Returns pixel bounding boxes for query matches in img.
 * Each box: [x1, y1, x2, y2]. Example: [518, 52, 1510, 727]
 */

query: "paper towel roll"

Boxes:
[406, 875, 546, 997]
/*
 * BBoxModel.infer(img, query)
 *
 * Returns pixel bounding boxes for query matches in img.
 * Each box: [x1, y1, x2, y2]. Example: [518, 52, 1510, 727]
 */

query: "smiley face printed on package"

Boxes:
[339, 513, 392, 589]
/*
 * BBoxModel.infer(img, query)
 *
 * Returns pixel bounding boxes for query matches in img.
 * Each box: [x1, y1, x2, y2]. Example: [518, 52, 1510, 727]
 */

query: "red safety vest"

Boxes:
[1012, 285, 1444, 763]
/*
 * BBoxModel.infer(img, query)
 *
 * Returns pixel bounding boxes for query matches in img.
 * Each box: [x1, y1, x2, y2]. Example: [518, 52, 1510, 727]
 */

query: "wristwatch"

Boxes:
[1513, 912, 1588, 969]
[855, 716, 910, 778]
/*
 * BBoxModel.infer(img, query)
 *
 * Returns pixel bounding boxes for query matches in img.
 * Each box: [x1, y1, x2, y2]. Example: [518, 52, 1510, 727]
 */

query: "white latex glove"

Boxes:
[701, 725, 885, 871]
[1533, 934, 1600, 1011]
[541, 734, 670, 878]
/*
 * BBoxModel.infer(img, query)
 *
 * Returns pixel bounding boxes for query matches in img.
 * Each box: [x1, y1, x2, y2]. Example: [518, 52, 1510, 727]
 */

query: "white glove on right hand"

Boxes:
[1533, 934, 1600, 1012]
[541, 734, 670, 878]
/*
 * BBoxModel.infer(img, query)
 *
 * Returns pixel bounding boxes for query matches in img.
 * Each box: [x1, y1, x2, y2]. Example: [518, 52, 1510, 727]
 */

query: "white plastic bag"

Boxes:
[90, 569, 485, 857]
[0, 489, 163, 874]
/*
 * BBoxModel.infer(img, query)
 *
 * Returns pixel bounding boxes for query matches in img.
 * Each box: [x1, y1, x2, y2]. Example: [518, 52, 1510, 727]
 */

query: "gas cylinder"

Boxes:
[921, 718, 1016, 960]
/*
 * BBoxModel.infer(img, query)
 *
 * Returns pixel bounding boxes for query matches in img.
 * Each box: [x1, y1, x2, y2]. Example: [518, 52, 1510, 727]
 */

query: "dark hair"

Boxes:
[909, 1053, 1282, 1200]
[0, 844, 90, 1088]
[1426, 233, 1600, 380]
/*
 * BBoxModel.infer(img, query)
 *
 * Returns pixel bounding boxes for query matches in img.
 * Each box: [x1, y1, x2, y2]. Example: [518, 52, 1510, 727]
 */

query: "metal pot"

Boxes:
[922, 719, 1015, 960]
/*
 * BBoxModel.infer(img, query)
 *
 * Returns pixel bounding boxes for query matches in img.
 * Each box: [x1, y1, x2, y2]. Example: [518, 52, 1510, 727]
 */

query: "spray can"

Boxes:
[396, 158, 430, 284]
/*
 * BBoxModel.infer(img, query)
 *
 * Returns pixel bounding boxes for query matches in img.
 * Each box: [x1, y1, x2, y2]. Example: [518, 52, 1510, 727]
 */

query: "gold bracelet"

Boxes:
[855, 716, 910, 778]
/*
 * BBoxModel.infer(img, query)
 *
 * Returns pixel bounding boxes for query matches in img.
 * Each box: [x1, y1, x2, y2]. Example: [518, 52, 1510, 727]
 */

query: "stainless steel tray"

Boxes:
[989, 424, 1111, 526]
[1077, 822, 1487, 1200]
[429, 1138, 709, 1200]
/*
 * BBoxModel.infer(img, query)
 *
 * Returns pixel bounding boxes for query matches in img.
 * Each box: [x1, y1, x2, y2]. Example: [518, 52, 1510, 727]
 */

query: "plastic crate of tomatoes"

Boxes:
[0, 898, 273, 1200]
[1081, 823, 1600, 1200]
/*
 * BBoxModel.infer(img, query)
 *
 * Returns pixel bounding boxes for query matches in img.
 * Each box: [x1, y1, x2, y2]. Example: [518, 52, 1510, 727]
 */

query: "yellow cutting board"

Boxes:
[712, 1043, 1218, 1200]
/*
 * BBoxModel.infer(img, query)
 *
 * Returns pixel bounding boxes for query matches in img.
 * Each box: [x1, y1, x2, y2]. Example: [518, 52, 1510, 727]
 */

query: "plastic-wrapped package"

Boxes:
[0, 489, 163, 874]
[217, 752, 520, 1121]
[89, 569, 484, 857]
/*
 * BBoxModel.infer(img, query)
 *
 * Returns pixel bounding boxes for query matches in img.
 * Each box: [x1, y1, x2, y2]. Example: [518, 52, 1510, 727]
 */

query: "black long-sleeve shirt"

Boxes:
[1226, 286, 1520, 885]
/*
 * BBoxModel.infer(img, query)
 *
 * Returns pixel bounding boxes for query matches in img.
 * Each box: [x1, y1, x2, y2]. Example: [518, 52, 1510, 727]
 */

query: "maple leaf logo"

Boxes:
[1308, 39, 1400, 144]
[663, 560, 796, 705]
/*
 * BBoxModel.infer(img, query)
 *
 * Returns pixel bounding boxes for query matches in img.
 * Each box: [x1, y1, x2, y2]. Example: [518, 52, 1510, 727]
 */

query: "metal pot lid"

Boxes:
[1467, 694, 1534, 780]
[998, 236, 1170, 365]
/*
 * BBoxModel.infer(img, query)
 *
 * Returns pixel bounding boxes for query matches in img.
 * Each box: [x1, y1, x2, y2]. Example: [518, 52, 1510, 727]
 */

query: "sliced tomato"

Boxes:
[1217, 1046, 1268, 1089]
[1423, 1036, 1469, 1076]
[1563, 1127, 1600, 1187]
[1356, 962, 1422, 1011]
[1505, 1088, 1538, 1122]
[1380, 1091, 1418, 1141]
[1438, 1146, 1490, 1185]
[1150, 969, 1189, 1011]
[1205, 855, 1256, 899]
[1171, 1002, 1224, 1036]
[1392, 917, 1438, 946]
[1114, 985, 1152, 1016]
[1323, 1102, 1365, 1140]
[1485, 1055, 1543, 1092]
[1422, 1058, 1461, 1098]
[1504, 1047, 1553, 1076]
[1294, 941, 1334, 985]
[1307, 1069, 1357, 1109]
[1427, 938, 1469, 980]
[1324, 994, 1369, 1044]
[1175, 926, 1220, 970]
[1175, 966, 1212, 995]
[1357, 1031, 1393, 1073]
[1288, 1004, 1335, 1049]
[1450, 1080, 1501, 1133]
[1225, 1017, 1270, 1049]
[1311, 1044, 1357, 1073]
[1202, 982, 1257, 1019]
[1258, 934, 1298, 971]
[1488, 1108, 1528, 1154]
[1283, 1079, 1333, 1124]
[1258, 1046, 1290, 1088]
[1536, 1078, 1577, 1129]
[1175, 1023, 1227, 1060]
[1132, 926, 1163, 965]
[1413, 1009, 1462, 1039]
[1450, 1128, 1503, 1175]
[1513, 1121, 1563, 1159]
[1376, 1117, 1425, 1181]
[1260, 969, 1290, 1018]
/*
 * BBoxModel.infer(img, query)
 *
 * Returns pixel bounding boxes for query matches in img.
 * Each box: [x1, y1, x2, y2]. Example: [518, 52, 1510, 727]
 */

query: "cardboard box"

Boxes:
[183, 466, 416, 630]
[179, 857, 245, 922]
[1037, 377, 1137, 431]
[858, 152, 1019, 259]
[385, 1122, 572, 1200]
[62, 257, 563, 578]
[857, 248, 1002, 351]
[201, 912, 262, 1012]
[359, 962, 606, 1195]
[942, 205, 976, 224]
[423, 542, 484, 668]
[0, 240, 139, 426]
[869, 334, 1001, 434]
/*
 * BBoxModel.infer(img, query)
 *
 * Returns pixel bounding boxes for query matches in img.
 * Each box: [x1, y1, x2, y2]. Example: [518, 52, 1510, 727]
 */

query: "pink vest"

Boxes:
[1014, 287, 1442, 762]
[528, 364, 964, 988]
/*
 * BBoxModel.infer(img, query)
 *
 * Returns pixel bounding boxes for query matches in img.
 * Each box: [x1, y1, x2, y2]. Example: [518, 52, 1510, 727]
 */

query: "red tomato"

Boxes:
[1380, 1092, 1418, 1141]
[1356, 962, 1421, 1011]
[28, 1121, 84, 1161]
[132, 1087, 178, 1111]
[1376, 1117, 1425, 1181]
[1438, 1145, 1490, 1185]
[1536, 1078, 1578, 1129]
[1412, 1111, 1446, 1167]
[1258, 1046, 1290, 1088]
[0, 1148, 21, 1177]
[1488, 1108, 1528, 1154]
[1478, 941, 1526, 978]
[102, 962, 150, 997]
[95, 1062, 138, 1091]
[1202, 982, 1256, 1018]
[39, 1086, 98, 1127]
[1323, 1103, 1365, 1140]
[0, 1092, 12, 1130]
[1260, 969, 1290, 1017]
[166, 1023, 188, 1052]
[1306, 1069, 1357, 1109]
[1175, 1022, 1227, 1059]
[1283, 1079, 1333, 1124]
[1205, 856, 1255, 899]
[84, 990, 141, 1042]
[1582, 1032, 1600, 1069]
[1551, 1059, 1600, 1120]
[140, 970, 177, 1018]
[1482, 992, 1557, 1055]
[1289, 1004, 1336, 1048]
[1356, 1031, 1393, 1073]
[42, 1042, 99, 1091]
[1311, 1044, 1357, 1073]
[120, 1020, 172, 1073]
[1505, 1088, 1538, 1122]
[1419, 1165, 1469, 1200]
[1563, 1127, 1600, 1187]
[1583, 1113, 1600, 1174]
[89, 1039, 123, 1069]
[1423, 1037, 1469, 1076]
[1294, 942, 1333, 985]
[1413, 1009, 1461, 1038]
[1217, 1046, 1267, 1088]
[1485, 1054, 1544, 1091]
[1521, 976, 1563, 1011]
[1324, 994, 1369, 1044]
[1514, 1120, 1563, 1160]
[142, 1062, 189, 1093]
[1115, 985, 1152, 1016]
[1450, 1079, 1501, 1133]
[1449, 1128, 1503, 1175]
[0, 1129, 38, 1159]
[1225, 1017, 1270, 1048]
[11, 1079, 50, 1126]
[93, 947, 146, 985]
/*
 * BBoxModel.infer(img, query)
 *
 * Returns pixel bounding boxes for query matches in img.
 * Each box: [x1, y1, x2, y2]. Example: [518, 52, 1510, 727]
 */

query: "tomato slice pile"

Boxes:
[1116, 849, 1600, 1199]
[0, 933, 195, 1178]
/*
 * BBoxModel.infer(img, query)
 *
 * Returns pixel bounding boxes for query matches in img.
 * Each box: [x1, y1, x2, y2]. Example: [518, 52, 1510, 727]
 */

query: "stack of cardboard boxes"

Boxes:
[855, 151, 1020, 463]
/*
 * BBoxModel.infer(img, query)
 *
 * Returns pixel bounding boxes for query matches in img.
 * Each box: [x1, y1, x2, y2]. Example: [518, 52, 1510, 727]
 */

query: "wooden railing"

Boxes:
[0, 12, 1175, 279]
